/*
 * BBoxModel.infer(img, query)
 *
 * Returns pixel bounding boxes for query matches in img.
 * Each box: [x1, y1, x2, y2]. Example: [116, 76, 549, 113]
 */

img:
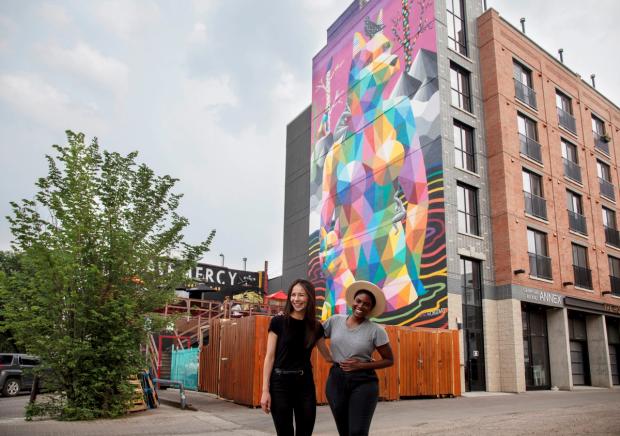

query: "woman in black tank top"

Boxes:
[261, 279, 332, 435]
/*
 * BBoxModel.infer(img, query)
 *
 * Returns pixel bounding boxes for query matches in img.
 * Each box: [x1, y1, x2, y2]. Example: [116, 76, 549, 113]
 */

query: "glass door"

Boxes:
[522, 304, 551, 389]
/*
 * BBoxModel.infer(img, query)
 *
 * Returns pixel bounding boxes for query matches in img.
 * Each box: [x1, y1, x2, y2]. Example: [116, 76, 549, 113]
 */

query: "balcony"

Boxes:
[514, 79, 537, 109]
[567, 210, 587, 235]
[593, 131, 610, 155]
[519, 133, 542, 163]
[573, 265, 592, 289]
[610, 275, 620, 296]
[529, 253, 552, 280]
[605, 226, 620, 248]
[557, 107, 577, 134]
[524, 191, 547, 220]
[600, 178, 615, 201]
[562, 158, 582, 183]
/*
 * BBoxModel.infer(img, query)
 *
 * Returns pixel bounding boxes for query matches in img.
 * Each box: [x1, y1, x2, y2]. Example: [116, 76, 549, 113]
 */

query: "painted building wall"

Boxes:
[309, 0, 447, 327]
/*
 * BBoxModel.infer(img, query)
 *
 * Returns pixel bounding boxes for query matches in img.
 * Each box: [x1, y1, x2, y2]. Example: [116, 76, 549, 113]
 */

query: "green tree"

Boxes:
[0, 251, 21, 352]
[1, 131, 214, 419]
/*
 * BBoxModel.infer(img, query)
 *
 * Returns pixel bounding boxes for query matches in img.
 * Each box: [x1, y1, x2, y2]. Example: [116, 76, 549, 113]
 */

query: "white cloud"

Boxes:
[39, 42, 129, 96]
[272, 63, 305, 101]
[94, 0, 161, 39]
[301, 0, 342, 12]
[180, 75, 239, 110]
[0, 74, 106, 133]
[189, 22, 207, 44]
[36, 3, 71, 27]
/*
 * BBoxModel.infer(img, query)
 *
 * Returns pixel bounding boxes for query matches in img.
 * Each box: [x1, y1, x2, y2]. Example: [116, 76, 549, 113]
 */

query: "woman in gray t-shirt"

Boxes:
[323, 281, 394, 436]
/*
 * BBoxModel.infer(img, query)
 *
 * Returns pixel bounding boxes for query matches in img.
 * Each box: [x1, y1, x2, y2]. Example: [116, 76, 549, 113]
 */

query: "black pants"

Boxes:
[325, 365, 379, 436]
[269, 370, 316, 436]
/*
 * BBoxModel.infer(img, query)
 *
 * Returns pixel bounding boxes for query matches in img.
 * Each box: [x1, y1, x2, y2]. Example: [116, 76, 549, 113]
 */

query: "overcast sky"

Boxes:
[0, 0, 618, 277]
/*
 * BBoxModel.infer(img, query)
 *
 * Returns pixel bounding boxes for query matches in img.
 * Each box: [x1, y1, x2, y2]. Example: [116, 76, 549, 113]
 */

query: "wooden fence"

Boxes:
[199, 315, 460, 407]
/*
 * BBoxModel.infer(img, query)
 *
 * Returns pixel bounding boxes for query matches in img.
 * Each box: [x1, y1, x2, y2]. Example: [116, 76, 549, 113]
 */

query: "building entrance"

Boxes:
[568, 313, 590, 386]
[607, 318, 620, 385]
[461, 257, 486, 391]
[521, 303, 550, 389]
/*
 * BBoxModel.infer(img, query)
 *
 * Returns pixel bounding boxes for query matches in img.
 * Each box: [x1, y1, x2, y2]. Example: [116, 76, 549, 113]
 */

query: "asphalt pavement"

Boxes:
[1, 388, 619, 435]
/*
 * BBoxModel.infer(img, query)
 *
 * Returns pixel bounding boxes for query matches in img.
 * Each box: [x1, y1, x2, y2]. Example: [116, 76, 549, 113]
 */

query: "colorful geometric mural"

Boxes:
[309, 0, 447, 327]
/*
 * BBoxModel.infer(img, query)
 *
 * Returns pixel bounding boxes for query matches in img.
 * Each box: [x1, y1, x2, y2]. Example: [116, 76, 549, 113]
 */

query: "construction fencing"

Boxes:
[171, 347, 199, 390]
[199, 315, 461, 406]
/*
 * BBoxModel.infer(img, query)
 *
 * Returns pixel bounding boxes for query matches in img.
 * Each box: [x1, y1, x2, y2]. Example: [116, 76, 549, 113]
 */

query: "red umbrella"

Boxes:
[266, 290, 288, 300]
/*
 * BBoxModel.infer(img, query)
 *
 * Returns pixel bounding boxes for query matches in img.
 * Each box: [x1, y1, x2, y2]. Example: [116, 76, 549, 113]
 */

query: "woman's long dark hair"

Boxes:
[284, 279, 320, 348]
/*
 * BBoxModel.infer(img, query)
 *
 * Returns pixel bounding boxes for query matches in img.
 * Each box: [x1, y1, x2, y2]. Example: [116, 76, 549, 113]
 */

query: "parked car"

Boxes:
[0, 353, 40, 397]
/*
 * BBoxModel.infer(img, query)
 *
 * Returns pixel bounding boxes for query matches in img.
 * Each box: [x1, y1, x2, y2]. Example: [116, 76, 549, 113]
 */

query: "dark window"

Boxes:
[572, 243, 592, 289]
[454, 121, 475, 172]
[447, 0, 467, 56]
[528, 228, 552, 279]
[457, 183, 479, 236]
[561, 139, 581, 183]
[460, 257, 486, 391]
[597, 160, 615, 201]
[513, 61, 537, 108]
[610, 257, 620, 296]
[603, 207, 620, 248]
[603, 207, 617, 229]
[518, 113, 541, 163]
[523, 169, 547, 219]
[566, 190, 587, 235]
[0, 355, 14, 365]
[450, 63, 471, 112]
[19, 357, 39, 366]
[556, 91, 576, 133]
[592, 115, 609, 154]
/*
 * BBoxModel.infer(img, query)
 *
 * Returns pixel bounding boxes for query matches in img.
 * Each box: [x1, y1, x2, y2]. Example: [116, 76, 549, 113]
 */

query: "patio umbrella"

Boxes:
[265, 290, 288, 300]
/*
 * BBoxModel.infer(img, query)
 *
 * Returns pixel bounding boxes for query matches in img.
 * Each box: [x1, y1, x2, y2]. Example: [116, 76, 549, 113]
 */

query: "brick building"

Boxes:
[478, 8, 620, 391]
[279, 0, 620, 393]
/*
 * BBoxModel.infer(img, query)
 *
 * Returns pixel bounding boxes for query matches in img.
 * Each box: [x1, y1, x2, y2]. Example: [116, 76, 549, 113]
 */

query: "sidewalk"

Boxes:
[1, 388, 619, 435]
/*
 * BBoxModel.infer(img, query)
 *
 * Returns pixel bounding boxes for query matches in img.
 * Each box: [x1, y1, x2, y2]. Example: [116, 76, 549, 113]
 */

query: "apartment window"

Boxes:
[603, 207, 620, 248]
[597, 160, 615, 201]
[572, 243, 592, 289]
[523, 169, 547, 219]
[609, 256, 620, 296]
[567, 190, 587, 235]
[447, 0, 467, 56]
[518, 113, 541, 163]
[450, 63, 471, 112]
[528, 228, 551, 279]
[513, 61, 537, 109]
[561, 139, 581, 183]
[556, 91, 576, 134]
[454, 121, 475, 172]
[592, 115, 610, 154]
[457, 183, 479, 236]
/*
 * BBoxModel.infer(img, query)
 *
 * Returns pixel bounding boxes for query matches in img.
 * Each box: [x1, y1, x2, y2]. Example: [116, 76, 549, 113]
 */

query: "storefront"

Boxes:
[521, 302, 551, 390]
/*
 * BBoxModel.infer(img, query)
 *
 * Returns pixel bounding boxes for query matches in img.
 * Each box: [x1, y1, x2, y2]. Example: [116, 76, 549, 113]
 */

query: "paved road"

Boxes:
[1, 388, 619, 435]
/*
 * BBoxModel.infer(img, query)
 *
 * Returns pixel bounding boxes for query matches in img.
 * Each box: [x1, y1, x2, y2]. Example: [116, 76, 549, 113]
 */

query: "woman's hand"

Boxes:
[339, 358, 365, 372]
[260, 391, 271, 414]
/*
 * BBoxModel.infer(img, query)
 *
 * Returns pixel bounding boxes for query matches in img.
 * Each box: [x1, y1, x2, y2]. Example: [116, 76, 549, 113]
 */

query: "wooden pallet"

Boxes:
[129, 378, 147, 412]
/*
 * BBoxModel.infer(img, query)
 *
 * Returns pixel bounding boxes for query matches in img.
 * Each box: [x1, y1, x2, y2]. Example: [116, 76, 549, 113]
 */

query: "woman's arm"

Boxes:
[339, 343, 394, 372]
[316, 337, 333, 363]
[260, 331, 278, 414]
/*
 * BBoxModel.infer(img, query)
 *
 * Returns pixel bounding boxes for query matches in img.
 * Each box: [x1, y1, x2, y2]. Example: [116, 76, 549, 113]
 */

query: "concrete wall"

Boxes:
[587, 314, 612, 387]
[547, 307, 572, 390]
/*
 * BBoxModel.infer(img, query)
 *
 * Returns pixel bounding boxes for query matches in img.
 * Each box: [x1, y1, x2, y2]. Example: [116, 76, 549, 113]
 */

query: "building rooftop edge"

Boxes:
[484, 7, 620, 114]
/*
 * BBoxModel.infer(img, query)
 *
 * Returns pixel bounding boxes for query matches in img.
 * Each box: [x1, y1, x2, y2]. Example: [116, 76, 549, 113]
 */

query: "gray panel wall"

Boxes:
[281, 106, 312, 287]
[434, 0, 495, 293]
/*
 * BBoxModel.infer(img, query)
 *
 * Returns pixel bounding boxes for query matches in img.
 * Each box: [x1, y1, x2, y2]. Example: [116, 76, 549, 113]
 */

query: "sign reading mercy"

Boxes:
[190, 263, 261, 290]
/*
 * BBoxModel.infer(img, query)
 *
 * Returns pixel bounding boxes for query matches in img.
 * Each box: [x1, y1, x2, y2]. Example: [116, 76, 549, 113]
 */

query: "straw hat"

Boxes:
[344, 280, 386, 318]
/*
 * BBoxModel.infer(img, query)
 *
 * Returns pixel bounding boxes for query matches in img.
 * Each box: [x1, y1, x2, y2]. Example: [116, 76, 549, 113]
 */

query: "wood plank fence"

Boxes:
[199, 315, 460, 407]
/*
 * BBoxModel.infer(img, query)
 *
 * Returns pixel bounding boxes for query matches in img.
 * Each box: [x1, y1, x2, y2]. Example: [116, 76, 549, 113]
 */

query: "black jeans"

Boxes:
[269, 369, 316, 436]
[325, 365, 379, 436]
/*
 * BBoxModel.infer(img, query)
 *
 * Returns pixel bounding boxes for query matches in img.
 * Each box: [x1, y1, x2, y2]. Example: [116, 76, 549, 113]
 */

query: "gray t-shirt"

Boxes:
[323, 314, 389, 363]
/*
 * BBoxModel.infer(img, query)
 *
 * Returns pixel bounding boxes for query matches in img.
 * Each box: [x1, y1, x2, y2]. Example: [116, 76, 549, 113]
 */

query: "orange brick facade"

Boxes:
[478, 9, 620, 303]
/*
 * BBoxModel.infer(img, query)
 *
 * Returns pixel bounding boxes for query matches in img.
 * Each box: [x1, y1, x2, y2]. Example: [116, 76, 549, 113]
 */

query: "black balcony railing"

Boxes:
[605, 226, 620, 248]
[593, 131, 610, 155]
[562, 158, 582, 183]
[600, 178, 615, 201]
[519, 133, 542, 163]
[610, 275, 620, 296]
[524, 191, 547, 220]
[573, 265, 592, 289]
[557, 107, 577, 134]
[514, 79, 537, 109]
[529, 253, 552, 280]
[567, 210, 587, 235]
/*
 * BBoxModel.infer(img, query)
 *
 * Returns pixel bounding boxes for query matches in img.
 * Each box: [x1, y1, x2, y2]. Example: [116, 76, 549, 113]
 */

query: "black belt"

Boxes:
[274, 368, 304, 375]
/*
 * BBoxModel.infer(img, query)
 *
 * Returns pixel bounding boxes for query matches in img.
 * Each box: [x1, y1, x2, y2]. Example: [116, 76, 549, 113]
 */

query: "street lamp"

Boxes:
[243, 257, 247, 271]
[219, 253, 225, 266]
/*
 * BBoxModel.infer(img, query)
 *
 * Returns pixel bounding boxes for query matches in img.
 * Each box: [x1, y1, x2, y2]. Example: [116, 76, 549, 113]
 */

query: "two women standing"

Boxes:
[262, 279, 393, 436]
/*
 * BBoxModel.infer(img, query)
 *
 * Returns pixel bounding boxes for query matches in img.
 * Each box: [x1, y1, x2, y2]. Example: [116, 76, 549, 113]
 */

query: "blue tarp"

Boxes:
[170, 347, 199, 390]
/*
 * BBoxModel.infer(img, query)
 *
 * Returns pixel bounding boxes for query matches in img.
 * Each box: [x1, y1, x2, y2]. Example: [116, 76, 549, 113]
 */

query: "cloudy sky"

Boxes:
[0, 0, 618, 277]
